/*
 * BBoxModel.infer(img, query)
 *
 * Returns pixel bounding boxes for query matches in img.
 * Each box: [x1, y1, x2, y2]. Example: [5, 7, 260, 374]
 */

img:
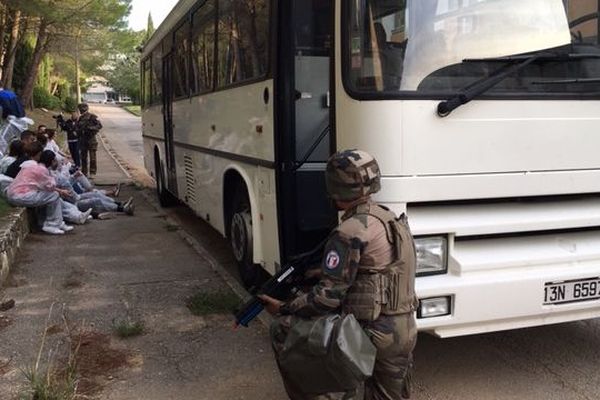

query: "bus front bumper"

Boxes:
[416, 230, 600, 338]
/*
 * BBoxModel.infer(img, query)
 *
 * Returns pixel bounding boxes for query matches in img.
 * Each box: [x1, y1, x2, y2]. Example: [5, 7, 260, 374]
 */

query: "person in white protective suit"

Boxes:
[0, 140, 24, 175]
[5, 142, 73, 235]
[45, 151, 134, 217]
[39, 150, 92, 225]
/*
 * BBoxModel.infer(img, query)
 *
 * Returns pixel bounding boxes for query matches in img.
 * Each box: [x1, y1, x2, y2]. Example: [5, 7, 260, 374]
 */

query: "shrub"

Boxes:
[63, 97, 77, 113]
[33, 86, 63, 110]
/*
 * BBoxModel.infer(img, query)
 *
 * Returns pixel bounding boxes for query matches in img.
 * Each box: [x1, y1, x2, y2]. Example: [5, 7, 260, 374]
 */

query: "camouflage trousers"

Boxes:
[80, 139, 98, 176]
[270, 313, 417, 400]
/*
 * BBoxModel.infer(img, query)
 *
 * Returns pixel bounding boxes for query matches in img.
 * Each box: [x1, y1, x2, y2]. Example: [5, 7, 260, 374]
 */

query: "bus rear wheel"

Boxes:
[155, 157, 176, 207]
[229, 189, 260, 289]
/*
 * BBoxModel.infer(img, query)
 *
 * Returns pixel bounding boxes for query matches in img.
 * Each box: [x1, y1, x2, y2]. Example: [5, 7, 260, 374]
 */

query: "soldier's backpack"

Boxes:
[277, 313, 376, 394]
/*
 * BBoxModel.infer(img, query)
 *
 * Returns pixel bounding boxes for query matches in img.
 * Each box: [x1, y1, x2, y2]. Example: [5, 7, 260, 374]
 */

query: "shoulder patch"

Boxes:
[325, 250, 341, 270]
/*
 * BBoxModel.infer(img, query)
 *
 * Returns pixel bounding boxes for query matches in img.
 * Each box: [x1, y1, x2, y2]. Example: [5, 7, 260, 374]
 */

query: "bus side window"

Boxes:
[191, 0, 216, 94]
[217, 0, 270, 87]
[173, 21, 191, 99]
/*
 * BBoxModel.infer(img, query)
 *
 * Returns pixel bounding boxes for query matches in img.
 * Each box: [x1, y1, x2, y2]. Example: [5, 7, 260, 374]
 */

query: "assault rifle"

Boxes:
[233, 242, 325, 328]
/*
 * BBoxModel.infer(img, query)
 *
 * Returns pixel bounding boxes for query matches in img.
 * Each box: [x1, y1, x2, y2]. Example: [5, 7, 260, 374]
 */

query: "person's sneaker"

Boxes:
[79, 208, 93, 225]
[42, 226, 65, 235]
[124, 202, 135, 216]
[60, 223, 74, 232]
[97, 212, 115, 220]
[123, 196, 133, 209]
[113, 182, 122, 198]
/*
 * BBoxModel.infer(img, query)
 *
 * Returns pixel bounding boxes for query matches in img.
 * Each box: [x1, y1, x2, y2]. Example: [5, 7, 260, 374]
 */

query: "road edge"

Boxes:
[98, 133, 133, 180]
[140, 190, 272, 329]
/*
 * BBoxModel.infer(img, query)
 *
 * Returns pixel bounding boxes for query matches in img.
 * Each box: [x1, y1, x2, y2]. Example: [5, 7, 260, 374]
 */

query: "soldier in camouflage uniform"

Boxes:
[76, 103, 102, 176]
[260, 149, 419, 400]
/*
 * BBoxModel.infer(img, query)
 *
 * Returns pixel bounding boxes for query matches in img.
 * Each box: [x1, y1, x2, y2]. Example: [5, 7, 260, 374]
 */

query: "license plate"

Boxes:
[544, 277, 600, 305]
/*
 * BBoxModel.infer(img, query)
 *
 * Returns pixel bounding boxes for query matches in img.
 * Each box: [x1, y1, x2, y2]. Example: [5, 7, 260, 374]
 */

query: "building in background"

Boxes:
[82, 76, 131, 103]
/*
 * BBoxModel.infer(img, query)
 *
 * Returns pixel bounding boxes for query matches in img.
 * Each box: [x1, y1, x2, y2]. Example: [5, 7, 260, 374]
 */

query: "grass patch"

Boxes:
[21, 364, 77, 400]
[112, 319, 144, 338]
[122, 105, 141, 117]
[20, 304, 80, 400]
[165, 223, 180, 232]
[0, 197, 12, 217]
[187, 290, 240, 316]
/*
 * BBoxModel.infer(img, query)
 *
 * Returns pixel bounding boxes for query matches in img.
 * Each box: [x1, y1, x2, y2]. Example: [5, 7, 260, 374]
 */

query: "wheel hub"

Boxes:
[231, 211, 252, 262]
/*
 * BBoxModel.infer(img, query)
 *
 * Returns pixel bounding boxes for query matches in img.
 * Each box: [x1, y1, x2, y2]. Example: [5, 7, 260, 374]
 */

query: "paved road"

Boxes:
[94, 106, 600, 400]
[90, 104, 147, 183]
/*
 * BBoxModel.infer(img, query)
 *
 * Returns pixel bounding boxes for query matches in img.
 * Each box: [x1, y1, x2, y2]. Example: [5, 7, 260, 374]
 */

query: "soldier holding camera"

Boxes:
[55, 112, 81, 168]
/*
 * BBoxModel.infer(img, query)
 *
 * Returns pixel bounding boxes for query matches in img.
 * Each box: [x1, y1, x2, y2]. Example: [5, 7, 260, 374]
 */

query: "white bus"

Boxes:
[142, 0, 600, 337]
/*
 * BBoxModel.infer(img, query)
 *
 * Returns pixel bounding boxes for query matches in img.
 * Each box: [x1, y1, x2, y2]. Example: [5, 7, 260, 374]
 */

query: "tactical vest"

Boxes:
[343, 203, 419, 321]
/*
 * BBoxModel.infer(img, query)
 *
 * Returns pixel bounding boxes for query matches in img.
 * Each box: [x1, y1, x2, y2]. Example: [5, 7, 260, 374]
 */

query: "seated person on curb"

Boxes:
[5, 143, 74, 235]
[44, 153, 134, 218]
[39, 150, 92, 225]
[20, 130, 36, 146]
[0, 140, 24, 175]
[44, 129, 68, 165]
[6, 141, 42, 179]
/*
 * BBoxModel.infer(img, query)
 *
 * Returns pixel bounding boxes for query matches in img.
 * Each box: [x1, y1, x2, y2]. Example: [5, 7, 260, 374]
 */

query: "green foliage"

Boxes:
[20, 365, 77, 400]
[0, 198, 11, 217]
[63, 97, 77, 113]
[112, 319, 144, 338]
[123, 105, 141, 116]
[187, 290, 240, 316]
[33, 86, 62, 110]
[13, 39, 34, 94]
[107, 53, 141, 104]
[36, 55, 53, 90]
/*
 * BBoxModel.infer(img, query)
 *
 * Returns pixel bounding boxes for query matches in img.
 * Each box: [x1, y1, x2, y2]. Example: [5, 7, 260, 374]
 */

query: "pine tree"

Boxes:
[144, 12, 155, 44]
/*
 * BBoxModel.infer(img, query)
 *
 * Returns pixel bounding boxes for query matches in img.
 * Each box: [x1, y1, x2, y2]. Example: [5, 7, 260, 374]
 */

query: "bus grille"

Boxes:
[184, 155, 197, 204]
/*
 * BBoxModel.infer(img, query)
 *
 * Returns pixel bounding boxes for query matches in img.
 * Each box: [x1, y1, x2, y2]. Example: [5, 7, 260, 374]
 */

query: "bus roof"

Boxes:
[142, 0, 196, 59]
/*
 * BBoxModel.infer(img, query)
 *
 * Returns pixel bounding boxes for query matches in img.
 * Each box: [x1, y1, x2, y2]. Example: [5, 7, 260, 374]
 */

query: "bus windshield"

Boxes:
[345, 0, 600, 96]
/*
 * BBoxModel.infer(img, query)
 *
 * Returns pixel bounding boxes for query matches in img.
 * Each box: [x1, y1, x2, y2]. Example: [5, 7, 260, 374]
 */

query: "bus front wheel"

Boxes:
[229, 189, 260, 288]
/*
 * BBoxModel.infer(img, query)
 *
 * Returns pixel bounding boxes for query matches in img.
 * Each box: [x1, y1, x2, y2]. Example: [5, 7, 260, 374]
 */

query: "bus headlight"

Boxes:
[415, 236, 448, 276]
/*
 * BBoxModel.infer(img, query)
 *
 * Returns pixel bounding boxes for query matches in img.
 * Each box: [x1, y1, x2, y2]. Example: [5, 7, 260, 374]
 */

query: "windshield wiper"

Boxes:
[463, 53, 600, 63]
[531, 77, 600, 85]
[437, 53, 600, 117]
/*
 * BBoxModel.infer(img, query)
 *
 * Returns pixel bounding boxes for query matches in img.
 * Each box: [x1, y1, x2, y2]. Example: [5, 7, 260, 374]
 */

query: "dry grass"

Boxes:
[19, 304, 131, 399]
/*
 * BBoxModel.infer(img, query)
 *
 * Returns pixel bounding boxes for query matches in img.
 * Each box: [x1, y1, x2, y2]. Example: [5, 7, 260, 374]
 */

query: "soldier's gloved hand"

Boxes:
[257, 294, 284, 315]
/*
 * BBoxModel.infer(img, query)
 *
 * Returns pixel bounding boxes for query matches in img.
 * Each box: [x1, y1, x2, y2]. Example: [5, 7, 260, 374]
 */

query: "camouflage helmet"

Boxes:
[325, 149, 381, 201]
[77, 103, 89, 113]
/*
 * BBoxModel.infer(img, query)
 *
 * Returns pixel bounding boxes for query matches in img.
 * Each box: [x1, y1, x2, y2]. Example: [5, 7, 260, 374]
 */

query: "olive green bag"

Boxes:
[278, 314, 377, 394]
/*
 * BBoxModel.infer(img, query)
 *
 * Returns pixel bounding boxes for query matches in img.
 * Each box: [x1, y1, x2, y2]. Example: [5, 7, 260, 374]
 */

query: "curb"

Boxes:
[98, 133, 133, 180]
[0, 208, 30, 287]
[139, 190, 272, 329]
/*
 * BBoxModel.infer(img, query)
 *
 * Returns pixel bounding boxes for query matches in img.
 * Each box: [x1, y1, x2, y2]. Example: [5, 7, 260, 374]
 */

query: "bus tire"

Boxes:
[155, 157, 176, 207]
[229, 187, 260, 288]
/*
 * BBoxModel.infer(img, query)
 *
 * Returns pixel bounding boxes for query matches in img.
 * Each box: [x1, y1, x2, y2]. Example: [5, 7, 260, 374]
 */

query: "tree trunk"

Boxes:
[0, 8, 7, 83]
[21, 17, 50, 108]
[2, 9, 21, 90]
[75, 33, 81, 103]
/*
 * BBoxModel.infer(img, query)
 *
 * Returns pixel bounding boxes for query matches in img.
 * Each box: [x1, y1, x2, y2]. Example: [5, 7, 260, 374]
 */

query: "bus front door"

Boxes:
[278, 0, 336, 260]
[162, 53, 178, 197]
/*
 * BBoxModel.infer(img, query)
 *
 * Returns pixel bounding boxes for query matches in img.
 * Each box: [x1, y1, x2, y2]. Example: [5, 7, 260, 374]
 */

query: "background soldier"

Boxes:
[76, 103, 102, 176]
[260, 149, 419, 400]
